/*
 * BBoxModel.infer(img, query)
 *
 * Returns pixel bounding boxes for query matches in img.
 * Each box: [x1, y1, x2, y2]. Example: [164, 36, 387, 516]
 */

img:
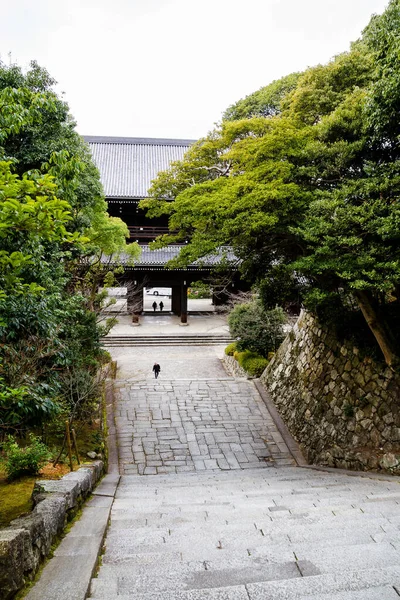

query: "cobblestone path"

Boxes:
[115, 378, 295, 475]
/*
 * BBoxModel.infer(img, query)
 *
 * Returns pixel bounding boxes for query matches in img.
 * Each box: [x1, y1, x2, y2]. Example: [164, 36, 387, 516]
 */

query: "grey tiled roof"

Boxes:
[84, 136, 195, 199]
[104, 245, 237, 269]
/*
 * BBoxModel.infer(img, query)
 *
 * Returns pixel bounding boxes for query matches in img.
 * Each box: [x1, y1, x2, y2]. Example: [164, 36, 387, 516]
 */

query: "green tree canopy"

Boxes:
[141, 0, 400, 367]
[0, 60, 137, 432]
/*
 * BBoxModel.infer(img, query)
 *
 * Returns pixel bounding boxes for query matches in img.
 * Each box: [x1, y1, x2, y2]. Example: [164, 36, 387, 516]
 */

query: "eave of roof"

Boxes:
[84, 135, 196, 146]
[101, 245, 237, 269]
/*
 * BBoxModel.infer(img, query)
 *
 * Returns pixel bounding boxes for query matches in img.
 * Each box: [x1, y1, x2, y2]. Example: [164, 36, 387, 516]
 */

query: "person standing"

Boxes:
[152, 362, 161, 379]
[159, 301, 164, 312]
[152, 301, 157, 312]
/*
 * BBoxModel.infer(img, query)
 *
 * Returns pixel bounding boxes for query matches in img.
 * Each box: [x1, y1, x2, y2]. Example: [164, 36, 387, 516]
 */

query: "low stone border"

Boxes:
[0, 460, 104, 600]
[222, 354, 253, 379]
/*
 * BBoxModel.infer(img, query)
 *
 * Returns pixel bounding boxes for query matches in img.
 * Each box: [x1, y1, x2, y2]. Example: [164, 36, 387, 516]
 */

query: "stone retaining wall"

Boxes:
[0, 461, 104, 599]
[222, 355, 250, 378]
[260, 312, 400, 474]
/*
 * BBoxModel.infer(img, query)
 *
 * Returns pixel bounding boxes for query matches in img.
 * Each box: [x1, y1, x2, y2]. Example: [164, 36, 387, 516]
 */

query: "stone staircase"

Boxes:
[102, 334, 233, 346]
[89, 466, 400, 599]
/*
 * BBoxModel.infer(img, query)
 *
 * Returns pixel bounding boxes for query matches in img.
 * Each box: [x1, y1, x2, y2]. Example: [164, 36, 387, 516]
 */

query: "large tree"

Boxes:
[142, 1, 400, 367]
[0, 61, 138, 432]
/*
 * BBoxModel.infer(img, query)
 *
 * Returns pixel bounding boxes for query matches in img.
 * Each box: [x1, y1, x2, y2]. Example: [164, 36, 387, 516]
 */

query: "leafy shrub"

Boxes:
[234, 349, 269, 376]
[236, 350, 255, 367]
[187, 280, 211, 299]
[2, 434, 51, 480]
[0, 374, 59, 432]
[224, 343, 237, 356]
[241, 356, 268, 377]
[228, 299, 285, 357]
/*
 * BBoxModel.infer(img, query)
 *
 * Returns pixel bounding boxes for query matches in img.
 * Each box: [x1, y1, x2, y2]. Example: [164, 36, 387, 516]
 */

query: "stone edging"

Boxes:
[222, 354, 253, 378]
[0, 460, 104, 600]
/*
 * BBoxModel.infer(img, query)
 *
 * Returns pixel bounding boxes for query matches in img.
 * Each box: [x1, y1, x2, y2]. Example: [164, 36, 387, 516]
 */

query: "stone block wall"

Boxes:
[260, 312, 400, 474]
[222, 355, 250, 378]
[0, 461, 103, 599]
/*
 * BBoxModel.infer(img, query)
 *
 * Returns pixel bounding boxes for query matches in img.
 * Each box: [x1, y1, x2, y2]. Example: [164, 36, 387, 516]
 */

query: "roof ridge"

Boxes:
[83, 135, 196, 146]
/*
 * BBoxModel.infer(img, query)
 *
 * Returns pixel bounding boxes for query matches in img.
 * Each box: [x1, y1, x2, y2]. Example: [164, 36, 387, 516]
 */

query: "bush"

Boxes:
[187, 280, 211, 299]
[228, 299, 285, 357]
[234, 349, 268, 376]
[236, 350, 255, 367]
[241, 356, 268, 377]
[2, 434, 51, 480]
[224, 343, 237, 356]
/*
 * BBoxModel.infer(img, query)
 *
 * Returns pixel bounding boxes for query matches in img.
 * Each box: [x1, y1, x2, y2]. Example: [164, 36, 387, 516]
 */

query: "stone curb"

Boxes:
[253, 379, 308, 467]
[105, 378, 120, 475]
[25, 473, 120, 600]
[301, 463, 400, 482]
[0, 461, 105, 600]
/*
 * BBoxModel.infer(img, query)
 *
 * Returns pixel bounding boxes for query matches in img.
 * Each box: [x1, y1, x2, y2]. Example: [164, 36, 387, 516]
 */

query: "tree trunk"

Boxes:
[355, 290, 398, 368]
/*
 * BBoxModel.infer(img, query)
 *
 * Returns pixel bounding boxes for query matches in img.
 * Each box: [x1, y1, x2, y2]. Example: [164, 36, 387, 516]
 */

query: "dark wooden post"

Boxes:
[180, 280, 188, 325]
[127, 278, 143, 323]
[171, 285, 181, 315]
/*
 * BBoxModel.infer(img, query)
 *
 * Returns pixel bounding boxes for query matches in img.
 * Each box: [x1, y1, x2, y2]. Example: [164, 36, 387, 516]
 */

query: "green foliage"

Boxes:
[2, 434, 50, 480]
[223, 72, 301, 121]
[188, 280, 211, 299]
[258, 265, 304, 314]
[0, 374, 59, 431]
[224, 342, 237, 356]
[0, 59, 137, 433]
[343, 403, 355, 418]
[235, 350, 249, 366]
[142, 1, 400, 365]
[228, 299, 285, 357]
[237, 350, 268, 377]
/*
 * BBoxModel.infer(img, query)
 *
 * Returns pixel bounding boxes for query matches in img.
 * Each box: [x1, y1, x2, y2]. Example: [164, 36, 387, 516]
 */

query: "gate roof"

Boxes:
[84, 136, 194, 199]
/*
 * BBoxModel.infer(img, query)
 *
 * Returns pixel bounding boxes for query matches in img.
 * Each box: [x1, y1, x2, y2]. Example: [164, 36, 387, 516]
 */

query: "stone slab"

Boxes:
[299, 586, 400, 600]
[25, 556, 99, 600]
[86, 495, 114, 508]
[91, 585, 249, 599]
[54, 535, 102, 557]
[93, 474, 120, 497]
[246, 566, 400, 599]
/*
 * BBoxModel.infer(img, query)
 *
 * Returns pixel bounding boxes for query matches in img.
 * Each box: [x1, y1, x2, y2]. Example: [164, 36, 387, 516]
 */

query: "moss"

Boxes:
[343, 403, 355, 418]
[0, 466, 35, 527]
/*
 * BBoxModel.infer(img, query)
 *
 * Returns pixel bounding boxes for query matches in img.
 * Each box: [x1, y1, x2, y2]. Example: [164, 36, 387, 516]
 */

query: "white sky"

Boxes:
[1, 0, 390, 140]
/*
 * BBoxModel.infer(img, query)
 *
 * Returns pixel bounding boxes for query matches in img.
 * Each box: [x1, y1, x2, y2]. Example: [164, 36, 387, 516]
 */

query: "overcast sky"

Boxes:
[2, 0, 390, 140]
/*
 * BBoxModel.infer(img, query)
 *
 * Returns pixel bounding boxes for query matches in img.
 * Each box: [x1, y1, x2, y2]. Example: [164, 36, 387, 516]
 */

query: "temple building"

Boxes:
[84, 135, 194, 243]
[85, 135, 238, 322]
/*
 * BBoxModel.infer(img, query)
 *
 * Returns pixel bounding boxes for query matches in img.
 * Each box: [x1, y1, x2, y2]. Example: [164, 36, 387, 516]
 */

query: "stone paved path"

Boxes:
[89, 468, 400, 599]
[87, 343, 400, 599]
[115, 378, 294, 475]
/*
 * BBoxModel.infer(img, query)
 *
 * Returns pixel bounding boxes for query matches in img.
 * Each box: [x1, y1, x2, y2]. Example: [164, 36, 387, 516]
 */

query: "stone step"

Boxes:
[89, 565, 400, 598]
[90, 582, 249, 599]
[103, 340, 233, 346]
[115, 465, 394, 485]
[98, 535, 400, 571]
[102, 522, 384, 550]
[91, 590, 399, 600]
[102, 335, 232, 341]
[91, 559, 303, 594]
[102, 335, 232, 345]
[87, 377, 400, 600]
[100, 532, 391, 571]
